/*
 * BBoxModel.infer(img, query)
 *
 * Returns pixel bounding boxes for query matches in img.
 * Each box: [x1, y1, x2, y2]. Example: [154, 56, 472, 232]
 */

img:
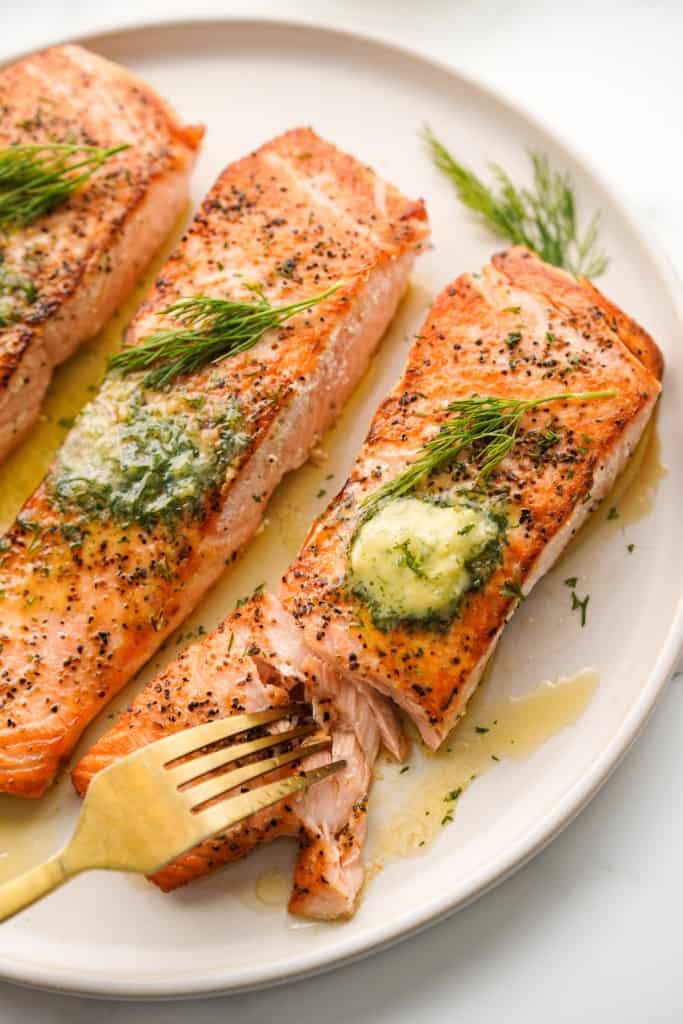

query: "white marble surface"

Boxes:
[1, 0, 682, 1019]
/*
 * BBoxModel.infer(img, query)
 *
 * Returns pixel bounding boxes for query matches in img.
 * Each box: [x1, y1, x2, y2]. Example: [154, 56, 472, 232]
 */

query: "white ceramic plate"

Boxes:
[0, 17, 682, 1000]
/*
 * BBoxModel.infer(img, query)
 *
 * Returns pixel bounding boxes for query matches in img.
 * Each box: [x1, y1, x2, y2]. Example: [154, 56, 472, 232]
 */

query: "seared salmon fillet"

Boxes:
[282, 248, 663, 748]
[0, 44, 203, 460]
[73, 592, 405, 919]
[0, 127, 428, 796]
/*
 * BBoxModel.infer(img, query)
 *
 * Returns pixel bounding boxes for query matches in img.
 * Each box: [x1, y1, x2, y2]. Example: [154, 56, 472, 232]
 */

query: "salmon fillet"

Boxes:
[73, 592, 405, 920]
[281, 247, 663, 748]
[0, 44, 203, 460]
[0, 127, 428, 797]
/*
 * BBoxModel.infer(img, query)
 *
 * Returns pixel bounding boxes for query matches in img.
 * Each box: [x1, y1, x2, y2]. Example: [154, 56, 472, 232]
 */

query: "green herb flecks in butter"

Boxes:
[349, 496, 503, 630]
[50, 377, 247, 529]
[0, 252, 37, 328]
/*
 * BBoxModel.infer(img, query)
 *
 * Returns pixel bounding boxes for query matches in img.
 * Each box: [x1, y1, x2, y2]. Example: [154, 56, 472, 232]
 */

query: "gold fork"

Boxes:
[0, 704, 342, 922]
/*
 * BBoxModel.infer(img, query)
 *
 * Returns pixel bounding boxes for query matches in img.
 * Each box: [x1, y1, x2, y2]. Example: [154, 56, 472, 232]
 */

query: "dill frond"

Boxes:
[110, 282, 342, 389]
[362, 390, 615, 516]
[423, 127, 608, 278]
[0, 143, 129, 231]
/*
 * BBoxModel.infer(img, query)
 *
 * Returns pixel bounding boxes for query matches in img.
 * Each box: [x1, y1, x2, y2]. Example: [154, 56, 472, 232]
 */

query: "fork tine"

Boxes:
[170, 722, 318, 787]
[183, 737, 332, 810]
[194, 760, 346, 839]
[143, 705, 310, 765]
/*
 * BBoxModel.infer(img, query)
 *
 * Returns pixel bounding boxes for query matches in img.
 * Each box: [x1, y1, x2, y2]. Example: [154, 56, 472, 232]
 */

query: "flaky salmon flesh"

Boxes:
[282, 248, 663, 748]
[74, 593, 405, 920]
[0, 44, 204, 461]
[0, 127, 428, 797]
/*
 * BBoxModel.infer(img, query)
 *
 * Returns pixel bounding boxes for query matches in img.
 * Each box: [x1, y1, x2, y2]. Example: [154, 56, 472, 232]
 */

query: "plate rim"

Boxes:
[1, 13, 682, 1001]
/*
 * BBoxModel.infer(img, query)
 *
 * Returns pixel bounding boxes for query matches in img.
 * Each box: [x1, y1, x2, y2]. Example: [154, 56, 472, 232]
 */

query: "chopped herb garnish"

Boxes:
[59, 523, 87, 549]
[500, 574, 525, 602]
[235, 582, 266, 609]
[17, 516, 42, 556]
[534, 428, 561, 454]
[571, 590, 590, 627]
[607, 506, 619, 520]
[399, 765, 411, 774]
[564, 576, 578, 588]
[394, 538, 427, 579]
[316, 488, 327, 499]
[445, 787, 462, 801]
[475, 725, 490, 734]
[627, 543, 635, 553]
[505, 331, 522, 348]
[422, 128, 608, 277]
[0, 254, 37, 327]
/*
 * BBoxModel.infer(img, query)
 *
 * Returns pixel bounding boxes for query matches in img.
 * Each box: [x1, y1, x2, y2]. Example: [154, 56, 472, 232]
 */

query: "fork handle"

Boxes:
[0, 855, 70, 922]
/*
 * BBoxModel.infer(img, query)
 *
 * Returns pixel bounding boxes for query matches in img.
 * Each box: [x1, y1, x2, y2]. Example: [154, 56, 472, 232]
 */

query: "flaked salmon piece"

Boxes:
[73, 592, 405, 920]
[282, 247, 663, 748]
[0, 44, 203, 460]
[0, 127, 428, 797]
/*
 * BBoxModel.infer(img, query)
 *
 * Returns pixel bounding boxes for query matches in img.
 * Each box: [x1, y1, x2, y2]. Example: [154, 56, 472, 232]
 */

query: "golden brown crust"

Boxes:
[492, 248, 664, 381]
[282, 248, 663, 746]
[127, 126, 427, 353]
[581, 279, 664, 381]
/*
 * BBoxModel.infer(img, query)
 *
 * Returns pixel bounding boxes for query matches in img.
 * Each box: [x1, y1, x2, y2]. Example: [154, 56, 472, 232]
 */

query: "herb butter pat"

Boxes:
[350, 497, 501, 629]
[52, 378, 247, 529]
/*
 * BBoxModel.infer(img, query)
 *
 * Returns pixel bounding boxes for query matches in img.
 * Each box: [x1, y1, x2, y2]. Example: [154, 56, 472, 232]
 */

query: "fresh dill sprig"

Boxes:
[362, 389, 615, 516]
[0, 143, 130, 231]
[423, 127, 608, 278]
[110, 282, 342, 389]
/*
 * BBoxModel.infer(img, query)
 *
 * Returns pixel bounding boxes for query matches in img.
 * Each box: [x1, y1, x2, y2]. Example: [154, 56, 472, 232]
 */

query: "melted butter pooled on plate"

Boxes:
[0, 208, 191, 533]
[563, 415, 666, 559]
[366, 669, 598, 869]
[254, 869, 291, 908]
[607, 416, 667, 527]
[0, 775, 75, 884]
